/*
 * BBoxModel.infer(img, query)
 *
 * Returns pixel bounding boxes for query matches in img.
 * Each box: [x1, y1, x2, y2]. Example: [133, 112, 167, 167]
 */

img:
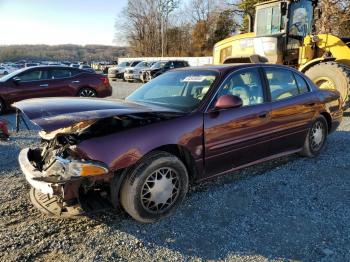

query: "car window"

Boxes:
[127, 70, 218, 111]
[174, 61, 184, 68]
[294, 73, 310, 94]
[265, 68, 299, 101]
[218, 68, 264, 106]
[18, 70, 49, 81]
[51, 69, 73, 79]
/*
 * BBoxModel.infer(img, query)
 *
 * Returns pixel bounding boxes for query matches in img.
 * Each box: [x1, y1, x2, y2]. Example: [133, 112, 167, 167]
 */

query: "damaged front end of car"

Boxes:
[19, 120, 112, 216]
[14, 97, 184, 217]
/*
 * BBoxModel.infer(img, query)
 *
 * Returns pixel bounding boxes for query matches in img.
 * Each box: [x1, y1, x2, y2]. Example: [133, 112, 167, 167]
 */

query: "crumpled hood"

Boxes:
[13, 97, 180, 132]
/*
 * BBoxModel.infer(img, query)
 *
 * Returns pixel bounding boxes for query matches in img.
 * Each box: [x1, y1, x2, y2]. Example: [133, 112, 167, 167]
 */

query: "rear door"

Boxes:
[263, 66, 317, 154]
[48, 68, 79, 96]
[204, 67, 272, 177]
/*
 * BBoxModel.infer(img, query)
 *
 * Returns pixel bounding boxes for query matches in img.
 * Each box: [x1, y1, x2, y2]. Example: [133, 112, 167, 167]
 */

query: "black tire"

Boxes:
[300, 116, 328, 157]
[77, 87, 97, 97]
[120, 151, 189, 223]
[305, 62, 350, 108]
[0, 98, 5, 115]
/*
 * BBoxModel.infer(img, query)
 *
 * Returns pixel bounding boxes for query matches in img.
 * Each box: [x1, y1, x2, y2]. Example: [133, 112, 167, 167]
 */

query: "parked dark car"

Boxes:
[141, 60, 189, 82]
[79, 64, 95, 73]
[0, 66, 112, 114]
[16, 64, 342, 223]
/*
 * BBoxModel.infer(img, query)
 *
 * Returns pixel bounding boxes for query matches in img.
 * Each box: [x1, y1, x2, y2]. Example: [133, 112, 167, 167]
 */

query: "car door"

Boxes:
[263, 66, 317, 154]
[203, 67, 272, 177]
[6, 69, 53, 104]
[48, 68, 78, 96]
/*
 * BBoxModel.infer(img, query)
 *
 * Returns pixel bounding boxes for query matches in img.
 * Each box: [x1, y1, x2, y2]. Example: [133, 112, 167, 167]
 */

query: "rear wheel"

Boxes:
[78, 88, 97, 97]
[305, 62, 350, 108]
[119, 151, 189, 223]
[300, 116, 328, 157]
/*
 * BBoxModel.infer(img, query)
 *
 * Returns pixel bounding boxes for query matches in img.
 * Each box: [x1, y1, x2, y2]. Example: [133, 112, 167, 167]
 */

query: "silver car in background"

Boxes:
[108, 61, 141, 81]
[124, 61, 156, 82]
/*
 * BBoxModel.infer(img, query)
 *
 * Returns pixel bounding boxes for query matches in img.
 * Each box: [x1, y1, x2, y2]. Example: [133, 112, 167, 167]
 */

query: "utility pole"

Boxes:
[161, 15, 164, 57]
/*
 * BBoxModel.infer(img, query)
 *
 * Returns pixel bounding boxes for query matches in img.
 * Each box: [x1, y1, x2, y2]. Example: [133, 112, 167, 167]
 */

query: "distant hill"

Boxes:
[0, 44, 128, 62]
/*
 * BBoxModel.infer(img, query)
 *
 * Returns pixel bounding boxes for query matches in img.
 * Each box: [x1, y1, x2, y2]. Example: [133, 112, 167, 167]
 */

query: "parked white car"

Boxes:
[108, 61, 141, 81]
[0, 65, 15, 75]
[124, 61, 156, 82]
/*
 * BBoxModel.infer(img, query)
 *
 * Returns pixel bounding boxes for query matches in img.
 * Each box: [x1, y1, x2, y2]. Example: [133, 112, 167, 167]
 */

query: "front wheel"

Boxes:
[300, 116, 328, 157]
[119, 151, 189, 223]
[77, 88, 97, 97]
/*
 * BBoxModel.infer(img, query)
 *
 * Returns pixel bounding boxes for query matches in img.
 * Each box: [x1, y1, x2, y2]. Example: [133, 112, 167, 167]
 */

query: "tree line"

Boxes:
[116, 0, 350, 57]
[0, 44, 127, 62]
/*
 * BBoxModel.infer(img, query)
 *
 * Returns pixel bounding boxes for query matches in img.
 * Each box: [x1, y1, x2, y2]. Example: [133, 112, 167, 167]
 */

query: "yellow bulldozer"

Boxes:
[213, 0, 350, 107]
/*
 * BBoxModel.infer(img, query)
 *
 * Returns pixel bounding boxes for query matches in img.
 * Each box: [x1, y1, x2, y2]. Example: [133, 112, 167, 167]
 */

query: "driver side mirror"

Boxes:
[13, 77, 21, 84]
[214, 94, 243, 110]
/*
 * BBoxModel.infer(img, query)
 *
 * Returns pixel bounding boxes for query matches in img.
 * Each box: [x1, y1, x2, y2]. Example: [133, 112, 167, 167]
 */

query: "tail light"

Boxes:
[100, 76, 109, 86]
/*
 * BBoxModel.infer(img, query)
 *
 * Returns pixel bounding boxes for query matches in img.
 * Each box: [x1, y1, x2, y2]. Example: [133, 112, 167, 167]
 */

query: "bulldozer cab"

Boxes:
[254, 0, 315, 65]
[254, 0, 314, 37]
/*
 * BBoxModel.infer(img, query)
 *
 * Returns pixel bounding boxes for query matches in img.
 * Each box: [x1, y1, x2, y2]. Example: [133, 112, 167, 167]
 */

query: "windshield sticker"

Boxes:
[182, 76, 207, 82]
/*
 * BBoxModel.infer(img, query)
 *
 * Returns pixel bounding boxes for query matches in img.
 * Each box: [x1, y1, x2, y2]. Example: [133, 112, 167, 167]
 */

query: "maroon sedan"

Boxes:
[15, 64, 342, 223]
[0, 66, 112, 114]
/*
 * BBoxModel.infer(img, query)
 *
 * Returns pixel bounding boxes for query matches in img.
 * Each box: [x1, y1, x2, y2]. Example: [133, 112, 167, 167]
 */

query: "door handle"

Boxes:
[258, 111, 269, 118]
[39, 84, 48, 87]
[71, 80, 80, 83]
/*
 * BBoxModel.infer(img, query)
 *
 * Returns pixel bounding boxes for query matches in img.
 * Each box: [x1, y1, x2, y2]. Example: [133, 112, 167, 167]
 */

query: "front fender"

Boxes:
[76, 113, 204, 170]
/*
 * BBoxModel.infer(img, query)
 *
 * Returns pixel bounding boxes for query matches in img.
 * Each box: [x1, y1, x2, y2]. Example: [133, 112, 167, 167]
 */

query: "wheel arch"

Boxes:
[150, 144, 199, 183]
[319, 111, 332, 133]
[110, 144, 198, 209]
[299, 57, 336, 73]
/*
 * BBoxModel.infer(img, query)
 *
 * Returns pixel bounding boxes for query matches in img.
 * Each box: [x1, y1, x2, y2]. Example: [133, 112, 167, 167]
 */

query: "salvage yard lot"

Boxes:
[1, 81, 350, 261]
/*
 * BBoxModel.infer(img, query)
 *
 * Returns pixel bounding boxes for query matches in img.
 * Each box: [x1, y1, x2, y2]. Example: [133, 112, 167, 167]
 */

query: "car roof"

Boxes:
[23, 65, 80, 70]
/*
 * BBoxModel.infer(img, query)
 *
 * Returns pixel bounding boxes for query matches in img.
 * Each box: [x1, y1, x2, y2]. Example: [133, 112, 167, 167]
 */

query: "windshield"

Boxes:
[118, 62, 130, 67]
[151, 61, 166, 69]
[0, 68, 23, 82]
[288, 0, 313, 37]
[127, 70, 218, 112]
[135, 61, 149, 68]
[130, 61, 141, 67]
[256, 4, 282, 36]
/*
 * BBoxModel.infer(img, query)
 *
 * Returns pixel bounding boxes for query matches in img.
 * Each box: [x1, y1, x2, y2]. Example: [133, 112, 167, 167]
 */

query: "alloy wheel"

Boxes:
[79, 89, 96, 97]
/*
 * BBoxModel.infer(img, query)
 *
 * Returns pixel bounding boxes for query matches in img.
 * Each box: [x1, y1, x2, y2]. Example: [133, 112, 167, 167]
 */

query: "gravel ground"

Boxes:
[1, 84, 350, 261]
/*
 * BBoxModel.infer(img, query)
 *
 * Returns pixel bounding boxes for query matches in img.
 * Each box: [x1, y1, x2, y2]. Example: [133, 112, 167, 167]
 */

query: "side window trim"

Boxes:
[293, 72, 310, 93]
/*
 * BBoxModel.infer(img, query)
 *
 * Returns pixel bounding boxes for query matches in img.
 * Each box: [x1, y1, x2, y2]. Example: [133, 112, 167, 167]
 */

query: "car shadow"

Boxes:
[82, 128, 350, 261]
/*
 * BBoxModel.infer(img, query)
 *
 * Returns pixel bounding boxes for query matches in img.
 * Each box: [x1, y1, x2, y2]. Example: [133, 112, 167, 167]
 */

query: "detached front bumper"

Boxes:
[19, 148, 54, 195]
[18, 148, 83, 203]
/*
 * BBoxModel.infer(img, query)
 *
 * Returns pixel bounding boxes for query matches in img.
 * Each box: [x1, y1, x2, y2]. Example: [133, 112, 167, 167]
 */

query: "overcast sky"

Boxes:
[0, 0, 128, 46]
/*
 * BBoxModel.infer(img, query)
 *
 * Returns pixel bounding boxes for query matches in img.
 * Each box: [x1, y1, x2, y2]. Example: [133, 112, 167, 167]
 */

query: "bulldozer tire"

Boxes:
[304, 62, 350, 108]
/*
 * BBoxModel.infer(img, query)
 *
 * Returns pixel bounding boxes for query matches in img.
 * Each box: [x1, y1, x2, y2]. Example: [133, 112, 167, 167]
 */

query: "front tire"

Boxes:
[120, 151, 189, 223]
[300, 116, 328, 157]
